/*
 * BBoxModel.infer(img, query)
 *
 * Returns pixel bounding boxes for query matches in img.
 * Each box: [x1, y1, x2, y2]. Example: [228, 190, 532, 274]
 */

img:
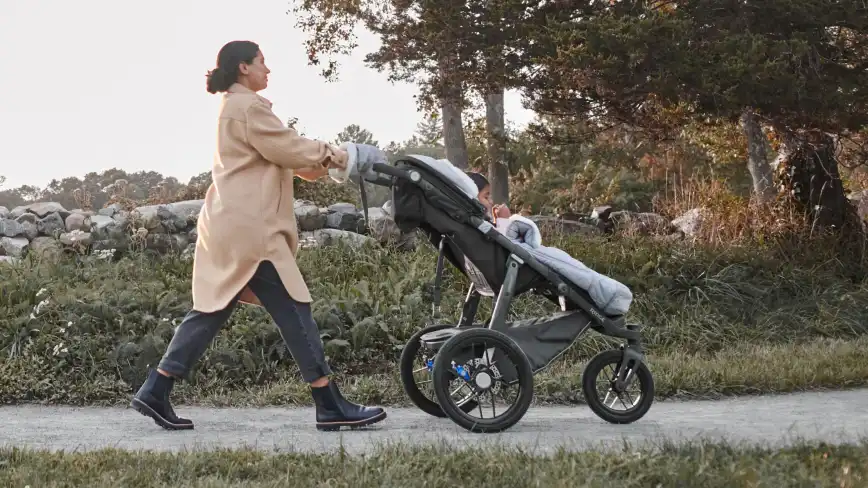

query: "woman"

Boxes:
[131, 40, 387, 432]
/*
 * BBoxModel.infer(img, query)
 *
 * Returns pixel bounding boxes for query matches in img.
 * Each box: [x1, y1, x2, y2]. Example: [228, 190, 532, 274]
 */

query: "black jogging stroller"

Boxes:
[354, 155, 654, 433]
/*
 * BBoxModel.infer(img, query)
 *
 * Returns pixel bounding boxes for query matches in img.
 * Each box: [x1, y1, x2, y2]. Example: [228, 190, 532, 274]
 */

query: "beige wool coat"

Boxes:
[191, 83, 348, 313]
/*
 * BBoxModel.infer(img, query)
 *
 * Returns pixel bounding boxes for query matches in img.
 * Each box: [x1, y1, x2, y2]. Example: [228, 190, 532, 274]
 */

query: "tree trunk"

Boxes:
[437, 53, 469, 169]
[441, 100, 469, 169]
[485, 89, 509, 205]
[773, 129, 855, 230]
[739, 109, 775, 203]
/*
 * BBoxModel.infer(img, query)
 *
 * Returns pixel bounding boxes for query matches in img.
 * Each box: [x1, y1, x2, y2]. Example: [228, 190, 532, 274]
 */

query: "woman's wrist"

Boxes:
[330, 148, 349, 168]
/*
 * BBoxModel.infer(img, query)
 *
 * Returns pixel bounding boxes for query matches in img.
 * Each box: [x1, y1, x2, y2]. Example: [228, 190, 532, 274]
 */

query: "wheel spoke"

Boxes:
[617, 394, 630, 410]
[596, 361, 629, 411]
[490, 390, 497, 418]
[605, 364, 618, 380]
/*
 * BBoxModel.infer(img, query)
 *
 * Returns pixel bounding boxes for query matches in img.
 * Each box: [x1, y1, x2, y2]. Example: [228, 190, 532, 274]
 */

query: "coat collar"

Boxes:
[227, 83, 272, 107]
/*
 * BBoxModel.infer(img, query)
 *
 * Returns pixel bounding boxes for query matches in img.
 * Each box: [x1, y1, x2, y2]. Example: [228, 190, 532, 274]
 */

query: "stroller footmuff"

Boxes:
[358, 155, 654, 433]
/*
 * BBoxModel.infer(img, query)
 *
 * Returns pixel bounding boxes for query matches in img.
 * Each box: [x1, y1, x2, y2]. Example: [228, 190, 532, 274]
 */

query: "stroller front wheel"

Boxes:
[432, 328, 534, 433]
[582, 348, 654, 424]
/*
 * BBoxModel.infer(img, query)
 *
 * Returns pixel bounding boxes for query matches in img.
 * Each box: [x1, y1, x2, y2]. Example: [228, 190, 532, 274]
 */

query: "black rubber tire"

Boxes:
[582, 349, 654, 424]
[432, 328, 534, 433]
[399, 324, 478, 418]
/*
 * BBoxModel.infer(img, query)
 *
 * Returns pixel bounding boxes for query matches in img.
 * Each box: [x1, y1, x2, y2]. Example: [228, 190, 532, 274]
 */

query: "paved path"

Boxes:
[3, 389, 867, 454]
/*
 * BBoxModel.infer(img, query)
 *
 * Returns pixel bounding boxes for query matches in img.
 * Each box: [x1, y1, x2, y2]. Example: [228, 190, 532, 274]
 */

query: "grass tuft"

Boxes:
[2, 440, 868, 487]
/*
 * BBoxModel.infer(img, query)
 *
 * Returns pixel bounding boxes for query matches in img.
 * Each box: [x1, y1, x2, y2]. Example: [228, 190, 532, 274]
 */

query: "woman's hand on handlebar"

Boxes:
[354, 144, 388, 172]
[328, 152, 348, 170]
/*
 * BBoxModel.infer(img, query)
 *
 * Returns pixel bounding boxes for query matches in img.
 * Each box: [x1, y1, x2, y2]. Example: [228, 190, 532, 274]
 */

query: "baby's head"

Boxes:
[466, 172, 493, 213]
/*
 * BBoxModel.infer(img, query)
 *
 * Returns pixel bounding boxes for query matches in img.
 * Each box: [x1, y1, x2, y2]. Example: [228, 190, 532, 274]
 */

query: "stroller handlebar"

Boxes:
[371, 162, 408, 180]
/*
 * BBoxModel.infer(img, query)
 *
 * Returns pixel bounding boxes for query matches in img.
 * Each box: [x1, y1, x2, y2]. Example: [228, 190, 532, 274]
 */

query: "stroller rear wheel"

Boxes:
[432, 328, 534, 433]
[582, 348, 654, 424]
[400, 324, 479, 417]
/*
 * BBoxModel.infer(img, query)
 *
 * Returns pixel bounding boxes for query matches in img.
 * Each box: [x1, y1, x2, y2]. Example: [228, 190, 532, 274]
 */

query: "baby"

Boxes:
[466, 172, 512, 232]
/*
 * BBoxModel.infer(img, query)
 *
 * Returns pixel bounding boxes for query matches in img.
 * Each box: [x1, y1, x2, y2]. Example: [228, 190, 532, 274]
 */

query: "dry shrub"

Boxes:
[656, 176, 855, 243]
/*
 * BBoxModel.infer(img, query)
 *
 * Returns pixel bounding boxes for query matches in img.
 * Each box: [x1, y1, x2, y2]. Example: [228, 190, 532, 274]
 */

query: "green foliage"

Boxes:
[333, 124, 379, 147]
[1, 233, 867, 405]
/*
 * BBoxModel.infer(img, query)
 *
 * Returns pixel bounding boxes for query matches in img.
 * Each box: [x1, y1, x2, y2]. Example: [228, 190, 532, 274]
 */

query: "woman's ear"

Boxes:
[238, 62, 249, 75]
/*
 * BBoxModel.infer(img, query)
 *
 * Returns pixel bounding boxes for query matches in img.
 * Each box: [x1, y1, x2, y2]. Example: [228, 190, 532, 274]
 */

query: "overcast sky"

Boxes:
[0, 0, 534, 188]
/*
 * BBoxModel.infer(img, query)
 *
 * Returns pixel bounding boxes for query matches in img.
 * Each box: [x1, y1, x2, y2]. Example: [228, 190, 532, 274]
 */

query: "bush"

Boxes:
[1, 233, 867, 405]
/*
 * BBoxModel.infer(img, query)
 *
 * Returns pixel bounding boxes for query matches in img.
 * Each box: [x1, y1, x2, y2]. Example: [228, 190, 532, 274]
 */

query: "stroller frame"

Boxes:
[362, 156, 654, 433]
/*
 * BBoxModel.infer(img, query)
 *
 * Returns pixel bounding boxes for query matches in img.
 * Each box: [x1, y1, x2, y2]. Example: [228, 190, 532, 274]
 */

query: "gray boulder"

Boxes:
[671, 208, 709, 237]
[300, 229, 376, 250]
[0, 237, 30, 257]
[21, 221, 38, 240]
[15, 213, 37, 224]
[11, 202, 68, 219]
[0, 219, 24, 238]
[295, 203, 327, 231]
[60, 230, 93, 248]
[30, 236, 63, 261]
[326, 209, 363, 233]
[65, 212, 92, 232]
[328, 202, 357, 214]
[37, 212, 66, 237]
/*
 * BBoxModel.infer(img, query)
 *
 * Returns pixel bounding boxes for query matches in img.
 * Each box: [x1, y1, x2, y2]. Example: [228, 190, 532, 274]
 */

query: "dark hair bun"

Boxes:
[206, 67, 232, 94]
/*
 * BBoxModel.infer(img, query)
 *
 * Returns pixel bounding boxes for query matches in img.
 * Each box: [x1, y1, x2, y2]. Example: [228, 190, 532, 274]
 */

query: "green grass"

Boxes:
[1, 233, 867, 406]
[3, 441, 867, 487]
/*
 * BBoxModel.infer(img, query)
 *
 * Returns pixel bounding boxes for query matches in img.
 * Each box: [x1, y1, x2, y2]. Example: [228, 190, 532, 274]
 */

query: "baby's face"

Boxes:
[477, 186, 494, 213]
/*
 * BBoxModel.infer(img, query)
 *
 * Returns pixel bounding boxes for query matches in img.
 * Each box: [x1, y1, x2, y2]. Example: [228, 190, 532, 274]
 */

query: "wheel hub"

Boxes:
[468, 362, 502, 394]
[474, 371, 493, 389]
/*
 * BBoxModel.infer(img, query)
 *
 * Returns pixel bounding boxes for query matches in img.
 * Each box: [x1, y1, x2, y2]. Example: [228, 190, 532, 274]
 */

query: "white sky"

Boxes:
[0, 0, 534, 188]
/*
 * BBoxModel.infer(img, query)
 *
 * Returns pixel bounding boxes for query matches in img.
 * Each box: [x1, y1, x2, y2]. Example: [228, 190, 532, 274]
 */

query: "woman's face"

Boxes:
[477, 185, 494, 213]
[239, 51, 270, 92]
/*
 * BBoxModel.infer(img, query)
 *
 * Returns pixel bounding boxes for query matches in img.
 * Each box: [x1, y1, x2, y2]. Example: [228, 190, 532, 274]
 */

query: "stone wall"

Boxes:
[0, 199, 417, 265]
[1, 198, 708, 265]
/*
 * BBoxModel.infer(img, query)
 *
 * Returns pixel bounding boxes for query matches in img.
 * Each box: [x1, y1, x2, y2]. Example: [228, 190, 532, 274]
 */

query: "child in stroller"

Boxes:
[464, 172, 512, 233]
[462, 170, 633, 317]
[334, 148, 654, 433]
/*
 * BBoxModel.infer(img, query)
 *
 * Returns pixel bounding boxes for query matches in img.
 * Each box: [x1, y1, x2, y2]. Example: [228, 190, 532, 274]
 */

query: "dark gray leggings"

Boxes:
[157, 261, 331, 383]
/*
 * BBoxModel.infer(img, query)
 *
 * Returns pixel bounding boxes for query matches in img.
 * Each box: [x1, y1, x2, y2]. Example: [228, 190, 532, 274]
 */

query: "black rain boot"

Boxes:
[130, 368, 194, 430]
[311, 381, 387, 431]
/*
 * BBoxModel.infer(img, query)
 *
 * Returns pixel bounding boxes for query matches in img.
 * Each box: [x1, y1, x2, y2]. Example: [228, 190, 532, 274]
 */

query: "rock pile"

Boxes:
[0, 199, 417, 264]
[0, 197, 711, 265]
[589, 205, 708, 239]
